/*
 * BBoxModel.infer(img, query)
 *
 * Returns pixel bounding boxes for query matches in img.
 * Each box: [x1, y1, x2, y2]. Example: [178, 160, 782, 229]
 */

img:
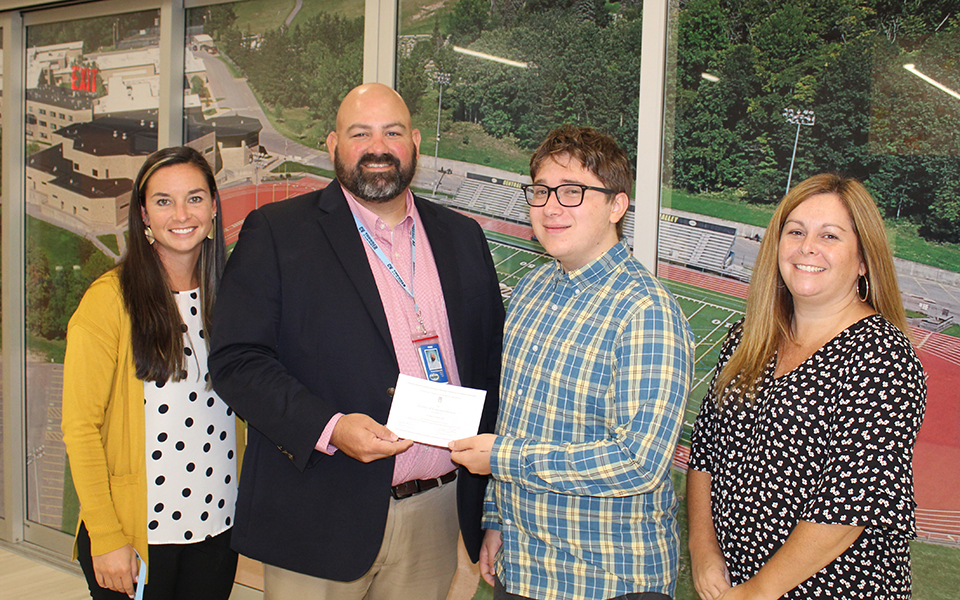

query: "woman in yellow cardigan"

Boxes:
[63, 146, 243, 599]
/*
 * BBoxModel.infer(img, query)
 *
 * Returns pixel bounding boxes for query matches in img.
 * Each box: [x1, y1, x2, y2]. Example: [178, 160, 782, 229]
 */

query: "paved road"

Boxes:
[286, 0, 304, 27]
[195, 49, 527, 192]
[196, 49, 321, 164]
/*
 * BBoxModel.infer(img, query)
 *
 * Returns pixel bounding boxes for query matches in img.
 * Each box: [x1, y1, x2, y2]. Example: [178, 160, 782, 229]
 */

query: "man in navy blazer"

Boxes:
[210, 84, 504, 599]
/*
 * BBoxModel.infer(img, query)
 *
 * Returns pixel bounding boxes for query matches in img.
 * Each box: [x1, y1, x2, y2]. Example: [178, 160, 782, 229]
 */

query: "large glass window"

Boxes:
[396, 0, 643, 243]
[662, 2, 960, 596]
[183, 0, 363, 251]
[24, 8, 160, 536]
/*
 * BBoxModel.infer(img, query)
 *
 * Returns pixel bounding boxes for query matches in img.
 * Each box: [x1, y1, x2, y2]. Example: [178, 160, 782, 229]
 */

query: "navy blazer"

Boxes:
[209, 181, 504, 580]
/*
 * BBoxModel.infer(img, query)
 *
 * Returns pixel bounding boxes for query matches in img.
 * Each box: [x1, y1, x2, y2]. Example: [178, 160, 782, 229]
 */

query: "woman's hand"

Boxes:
[692, 552, 732, 600]
[687, 469, 732, 599]
[92, 543, 139, 598]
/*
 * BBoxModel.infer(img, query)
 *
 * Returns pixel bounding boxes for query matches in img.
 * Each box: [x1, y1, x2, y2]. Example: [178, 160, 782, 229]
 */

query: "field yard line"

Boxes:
[692, 365, 718, 393]
[684, 303, 706, 320]
[695, 329, 729, 363]
[675, 294, 745, 314]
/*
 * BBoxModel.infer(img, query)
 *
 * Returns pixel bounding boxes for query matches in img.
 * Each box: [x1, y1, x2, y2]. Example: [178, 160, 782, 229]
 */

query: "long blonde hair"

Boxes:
[712, 173, 908, 406]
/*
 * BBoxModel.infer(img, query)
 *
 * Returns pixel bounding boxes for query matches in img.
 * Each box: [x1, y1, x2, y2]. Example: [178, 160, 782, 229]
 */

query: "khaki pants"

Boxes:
[264, 478, 459, 600]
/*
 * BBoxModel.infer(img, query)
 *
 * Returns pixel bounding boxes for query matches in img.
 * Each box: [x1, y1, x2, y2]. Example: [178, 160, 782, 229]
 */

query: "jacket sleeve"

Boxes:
[209, 208, 337, 472]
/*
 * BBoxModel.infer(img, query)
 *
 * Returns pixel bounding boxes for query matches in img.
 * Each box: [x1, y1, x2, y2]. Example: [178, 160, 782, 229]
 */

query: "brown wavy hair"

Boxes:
[530, 125, 634, 238]
[120, 146, 225, 383]
[712, 173, 908, 406]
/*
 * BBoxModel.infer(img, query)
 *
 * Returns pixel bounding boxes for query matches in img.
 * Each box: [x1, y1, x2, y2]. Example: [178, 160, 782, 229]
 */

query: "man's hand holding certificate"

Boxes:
[386, 374, 487, 447]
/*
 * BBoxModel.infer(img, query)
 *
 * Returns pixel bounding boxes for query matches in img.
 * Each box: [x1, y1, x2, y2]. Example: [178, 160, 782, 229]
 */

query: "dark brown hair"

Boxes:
[529, 125, 634, 238]
[120, 146, 225, 382]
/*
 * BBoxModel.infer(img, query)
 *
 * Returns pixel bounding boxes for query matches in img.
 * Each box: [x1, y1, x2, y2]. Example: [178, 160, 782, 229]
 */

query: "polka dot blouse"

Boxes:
[689, 315, 926, 598]
[144, 289, 238, 544]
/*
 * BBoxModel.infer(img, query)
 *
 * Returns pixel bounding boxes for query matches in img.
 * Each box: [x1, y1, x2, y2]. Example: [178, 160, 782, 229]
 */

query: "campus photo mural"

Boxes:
[14, 0, 959, 598]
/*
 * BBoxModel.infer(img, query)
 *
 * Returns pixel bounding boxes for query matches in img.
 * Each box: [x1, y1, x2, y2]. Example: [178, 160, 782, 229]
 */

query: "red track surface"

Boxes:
[219, 179, 327, 245]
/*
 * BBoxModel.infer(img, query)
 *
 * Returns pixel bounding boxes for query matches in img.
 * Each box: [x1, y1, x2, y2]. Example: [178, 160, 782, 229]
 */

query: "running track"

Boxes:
[221, 182, 960, 541]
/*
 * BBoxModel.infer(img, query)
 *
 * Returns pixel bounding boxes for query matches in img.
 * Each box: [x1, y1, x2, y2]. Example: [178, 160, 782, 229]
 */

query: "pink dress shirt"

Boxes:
[315, 185, 459, 485]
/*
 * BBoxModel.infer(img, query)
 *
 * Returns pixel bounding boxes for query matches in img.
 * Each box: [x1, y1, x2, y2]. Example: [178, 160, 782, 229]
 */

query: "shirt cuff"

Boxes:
[315, 413, 345, 455]
[490, 435, 524, 484]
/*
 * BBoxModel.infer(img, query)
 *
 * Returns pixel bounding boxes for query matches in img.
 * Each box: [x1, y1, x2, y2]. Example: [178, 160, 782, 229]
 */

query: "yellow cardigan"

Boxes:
[61, 269, 244, 574]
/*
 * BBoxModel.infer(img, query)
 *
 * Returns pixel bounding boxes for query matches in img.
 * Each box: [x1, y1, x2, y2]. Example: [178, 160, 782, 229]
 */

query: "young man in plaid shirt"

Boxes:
[451, 125, 694, 600]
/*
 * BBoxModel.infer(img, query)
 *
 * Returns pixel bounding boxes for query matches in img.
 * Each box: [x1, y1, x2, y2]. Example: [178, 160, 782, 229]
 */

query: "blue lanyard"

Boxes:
[352, 211, 426, 334]
[135, 549, 146, 600]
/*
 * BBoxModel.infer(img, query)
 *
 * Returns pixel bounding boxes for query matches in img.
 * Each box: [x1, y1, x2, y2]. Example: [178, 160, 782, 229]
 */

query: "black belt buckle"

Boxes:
[391, 470, 457, 500]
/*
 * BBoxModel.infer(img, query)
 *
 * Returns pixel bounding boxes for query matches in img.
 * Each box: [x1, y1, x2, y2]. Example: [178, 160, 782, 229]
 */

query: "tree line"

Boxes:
[672, 0, 959, 241]
[202, 1, 958, 243]
[202, 5, 362, 137]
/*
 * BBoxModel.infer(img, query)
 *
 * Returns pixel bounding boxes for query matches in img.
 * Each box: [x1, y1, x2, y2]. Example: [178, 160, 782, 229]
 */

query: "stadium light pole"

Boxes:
[433, 72, 451, 188]
[782, 108, 816, 195]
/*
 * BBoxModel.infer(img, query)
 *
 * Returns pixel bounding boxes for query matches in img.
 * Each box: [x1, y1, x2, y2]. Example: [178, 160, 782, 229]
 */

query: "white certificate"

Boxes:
[386, 373, 487, 447]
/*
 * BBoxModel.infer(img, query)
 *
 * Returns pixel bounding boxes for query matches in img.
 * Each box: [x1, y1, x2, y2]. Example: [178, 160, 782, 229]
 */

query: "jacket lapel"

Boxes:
[416, 197, 469, 378]
[316, 182, 396, 359]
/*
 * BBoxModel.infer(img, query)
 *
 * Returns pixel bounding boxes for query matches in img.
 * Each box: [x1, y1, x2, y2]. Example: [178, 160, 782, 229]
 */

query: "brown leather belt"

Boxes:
[391, 470, 457, 500]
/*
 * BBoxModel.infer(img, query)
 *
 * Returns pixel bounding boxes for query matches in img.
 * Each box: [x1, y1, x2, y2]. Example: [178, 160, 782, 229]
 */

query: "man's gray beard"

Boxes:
[334, 151, 418, 203]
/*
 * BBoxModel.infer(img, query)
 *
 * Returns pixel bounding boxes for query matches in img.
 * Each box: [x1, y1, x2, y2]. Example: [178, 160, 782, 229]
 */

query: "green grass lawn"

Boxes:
[231, 0, 297, 35]
[267, 106, 329, 152]
[27, 215, 97, 269]
[26, 333, 67, 364]
[413, 109, 533, 177]
[272, 160, 334, 179]
[288, 0, 364, 26]
[667, 189, 775, 228]
[97, 233, 120, 255]
[399, 0, 457, 36]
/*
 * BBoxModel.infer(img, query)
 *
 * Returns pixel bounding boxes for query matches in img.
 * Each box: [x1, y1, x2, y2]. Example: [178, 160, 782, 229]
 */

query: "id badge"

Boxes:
[413, 333, 449, 383]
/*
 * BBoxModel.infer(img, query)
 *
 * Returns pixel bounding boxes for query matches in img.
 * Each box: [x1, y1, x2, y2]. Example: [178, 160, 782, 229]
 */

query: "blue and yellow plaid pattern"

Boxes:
[485, 241, 694, 600]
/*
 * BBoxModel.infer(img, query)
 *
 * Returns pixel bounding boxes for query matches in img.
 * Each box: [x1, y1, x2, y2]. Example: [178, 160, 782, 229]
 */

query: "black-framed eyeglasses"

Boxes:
[521, 183, 617, 207]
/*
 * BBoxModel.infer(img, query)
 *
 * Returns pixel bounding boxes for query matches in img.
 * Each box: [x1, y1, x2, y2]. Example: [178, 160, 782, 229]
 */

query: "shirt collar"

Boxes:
[553, 240, 631, 287]
[341, 183, 416, 232]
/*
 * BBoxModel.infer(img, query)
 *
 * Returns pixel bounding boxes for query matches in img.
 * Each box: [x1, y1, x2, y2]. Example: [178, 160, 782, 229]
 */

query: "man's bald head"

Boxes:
[335, 83, 413, 134]
[327, 84, 421, 206]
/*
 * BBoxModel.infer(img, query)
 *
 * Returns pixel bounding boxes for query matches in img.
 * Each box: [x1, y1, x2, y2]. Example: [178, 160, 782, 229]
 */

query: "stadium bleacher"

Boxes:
[657, 213, 736, 274]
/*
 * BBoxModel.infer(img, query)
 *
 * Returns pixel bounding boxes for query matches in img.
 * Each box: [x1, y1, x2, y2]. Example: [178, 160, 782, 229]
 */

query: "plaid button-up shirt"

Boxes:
[485, 241, 694, 600]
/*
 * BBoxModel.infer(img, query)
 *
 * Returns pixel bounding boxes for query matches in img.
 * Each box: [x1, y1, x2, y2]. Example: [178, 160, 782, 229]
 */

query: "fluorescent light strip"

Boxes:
[453, 46, 529, 69]
[903, 64, 960, 101]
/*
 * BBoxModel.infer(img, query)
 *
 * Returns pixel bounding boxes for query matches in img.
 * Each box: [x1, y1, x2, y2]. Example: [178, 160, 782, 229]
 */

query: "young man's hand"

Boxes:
[449, 434, 497, 475]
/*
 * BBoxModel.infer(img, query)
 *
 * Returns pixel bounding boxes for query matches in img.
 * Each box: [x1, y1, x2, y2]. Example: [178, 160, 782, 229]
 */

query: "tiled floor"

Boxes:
[0, 543, 92, 600]
[0, 540, 478, 600]
[0, 542, 263, 600]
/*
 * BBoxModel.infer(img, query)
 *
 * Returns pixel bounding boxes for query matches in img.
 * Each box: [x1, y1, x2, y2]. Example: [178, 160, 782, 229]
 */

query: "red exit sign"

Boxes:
[71, 66, 98, 93]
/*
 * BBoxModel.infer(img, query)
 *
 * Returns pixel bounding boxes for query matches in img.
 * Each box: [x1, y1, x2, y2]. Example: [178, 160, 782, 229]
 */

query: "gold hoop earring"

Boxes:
[207, 215, 216, 240]
[144, 226, 155, 245]
[857, 274, 869, 302]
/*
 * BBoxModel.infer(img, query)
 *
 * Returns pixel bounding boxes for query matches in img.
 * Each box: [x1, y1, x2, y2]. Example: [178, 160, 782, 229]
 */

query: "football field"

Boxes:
[486, 234, 746, 448]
